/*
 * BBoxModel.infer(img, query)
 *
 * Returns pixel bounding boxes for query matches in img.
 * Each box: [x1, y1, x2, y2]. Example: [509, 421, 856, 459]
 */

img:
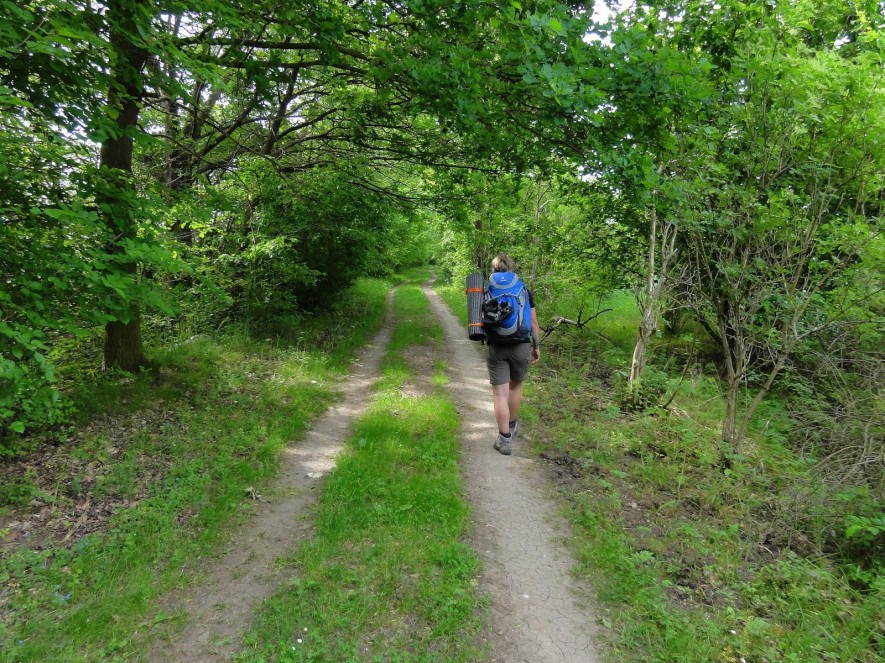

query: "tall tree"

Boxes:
[1, 0, 601, 433]
[99, 0, 151, 370]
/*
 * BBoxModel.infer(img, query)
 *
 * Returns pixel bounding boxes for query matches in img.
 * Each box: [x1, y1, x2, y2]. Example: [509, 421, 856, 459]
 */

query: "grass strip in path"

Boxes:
[0, 279, 390, 663]
[238, 284, 484, 662]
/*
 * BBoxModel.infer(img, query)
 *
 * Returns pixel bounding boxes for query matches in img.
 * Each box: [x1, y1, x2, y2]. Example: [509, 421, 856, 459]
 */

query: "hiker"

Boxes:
[485, 253, 541, 456]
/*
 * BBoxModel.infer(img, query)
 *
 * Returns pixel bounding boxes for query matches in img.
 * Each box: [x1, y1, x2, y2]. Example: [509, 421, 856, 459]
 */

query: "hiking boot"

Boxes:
[494, 433, 512, 455]
[509, 420, 518, 440]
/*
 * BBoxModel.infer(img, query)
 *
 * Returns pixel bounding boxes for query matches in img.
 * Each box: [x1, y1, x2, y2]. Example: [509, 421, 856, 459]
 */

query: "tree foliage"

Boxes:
[1, 0, 598, 436]
[598, 0, 884, 452]
[1, 0, 883, 480]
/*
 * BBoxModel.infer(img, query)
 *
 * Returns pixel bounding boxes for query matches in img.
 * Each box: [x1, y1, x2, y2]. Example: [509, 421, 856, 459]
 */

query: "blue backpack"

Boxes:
[482, 272, 532, 345]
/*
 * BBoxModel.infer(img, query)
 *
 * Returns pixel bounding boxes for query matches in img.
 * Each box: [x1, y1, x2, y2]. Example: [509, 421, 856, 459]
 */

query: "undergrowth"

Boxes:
[528, 291, 884, 662]
[443, 281, 884, 661]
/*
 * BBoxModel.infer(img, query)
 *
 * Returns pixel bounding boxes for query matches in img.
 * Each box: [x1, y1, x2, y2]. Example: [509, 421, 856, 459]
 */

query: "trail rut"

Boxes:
[147, 294, 394, 662]
[425, 283, 601, 663]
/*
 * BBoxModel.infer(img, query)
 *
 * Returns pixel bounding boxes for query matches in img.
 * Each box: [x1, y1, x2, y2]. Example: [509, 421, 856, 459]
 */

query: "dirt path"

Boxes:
[148, 293, 395, 662]
[425, 284, 602, 663]
[148, 285, 600, 662]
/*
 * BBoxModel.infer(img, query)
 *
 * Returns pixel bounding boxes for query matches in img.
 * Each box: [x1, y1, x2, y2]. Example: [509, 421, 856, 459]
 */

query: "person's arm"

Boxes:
[530, 307, 541, 364]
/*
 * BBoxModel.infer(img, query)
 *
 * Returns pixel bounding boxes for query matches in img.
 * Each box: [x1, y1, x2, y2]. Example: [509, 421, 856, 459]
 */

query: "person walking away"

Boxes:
[484, 253, 541, 455]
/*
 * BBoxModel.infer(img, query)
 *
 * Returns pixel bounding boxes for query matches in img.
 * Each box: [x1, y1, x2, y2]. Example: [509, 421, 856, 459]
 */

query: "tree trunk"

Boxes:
[163, 75, 195, 246]
[104, 315, 145, 372]
[529, 178, 546, 291]
[722, 375, 740, 452]
[736, 352, 789, 447]
[101, 0, 149, 371]
[627, 204, 658, 400]
[473, 218, 487, 271]
[629, 306, 656, 385]
[718, 309, 744, 459]
[662, 306, 685, 336]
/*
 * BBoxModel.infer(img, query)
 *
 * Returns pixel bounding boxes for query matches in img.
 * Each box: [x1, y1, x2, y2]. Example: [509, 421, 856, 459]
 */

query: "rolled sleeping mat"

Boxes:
[466, 272, 486, 341]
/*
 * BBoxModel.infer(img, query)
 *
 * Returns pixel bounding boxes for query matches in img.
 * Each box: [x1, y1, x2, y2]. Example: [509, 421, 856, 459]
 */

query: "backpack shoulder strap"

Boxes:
[517, 280, 532, 329]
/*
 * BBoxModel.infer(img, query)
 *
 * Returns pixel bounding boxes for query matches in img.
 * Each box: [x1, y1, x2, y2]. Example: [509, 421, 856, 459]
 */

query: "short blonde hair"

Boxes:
[492, 253, 517, 273]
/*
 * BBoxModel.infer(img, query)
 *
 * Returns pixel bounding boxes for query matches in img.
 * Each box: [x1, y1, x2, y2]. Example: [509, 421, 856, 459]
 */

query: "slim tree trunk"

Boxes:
[718, 310, 743, 459]
[628, 205, 658, 398]
[629, 307, 656, 384]
[735, 352, 789, 446]
[473, 218, 487, 271]
[722, 375, 740, 453]
[529, 178, 546, 291]
[101, 0, 149, 371]
[161, 15, 195, 246]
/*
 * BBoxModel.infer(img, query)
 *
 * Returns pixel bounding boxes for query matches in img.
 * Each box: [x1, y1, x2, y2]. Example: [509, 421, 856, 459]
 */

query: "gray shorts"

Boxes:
[486, 342, 532, 385]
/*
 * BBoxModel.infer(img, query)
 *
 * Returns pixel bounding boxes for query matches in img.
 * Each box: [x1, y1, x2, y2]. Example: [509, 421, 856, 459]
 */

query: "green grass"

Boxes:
[377, 284, 443, 391]
[396, 265, 434, 284]
[525, 288, 885, 662]
[0, 278, 392, 663]
[436, 284, 467, 328]
[237, 284, 483, 662]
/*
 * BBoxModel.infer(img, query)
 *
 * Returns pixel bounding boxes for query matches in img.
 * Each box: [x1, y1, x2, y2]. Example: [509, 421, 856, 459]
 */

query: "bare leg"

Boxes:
[492, 383, 511, 434]
[508, 380, 522, 424]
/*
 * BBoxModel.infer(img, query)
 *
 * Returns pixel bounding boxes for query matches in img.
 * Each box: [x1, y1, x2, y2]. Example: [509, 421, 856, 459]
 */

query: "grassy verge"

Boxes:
[0, 278, 391, 663]
[237, 283, 483, 662]
[436, 284, 467, 328]
[528, 291, 884, 662]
